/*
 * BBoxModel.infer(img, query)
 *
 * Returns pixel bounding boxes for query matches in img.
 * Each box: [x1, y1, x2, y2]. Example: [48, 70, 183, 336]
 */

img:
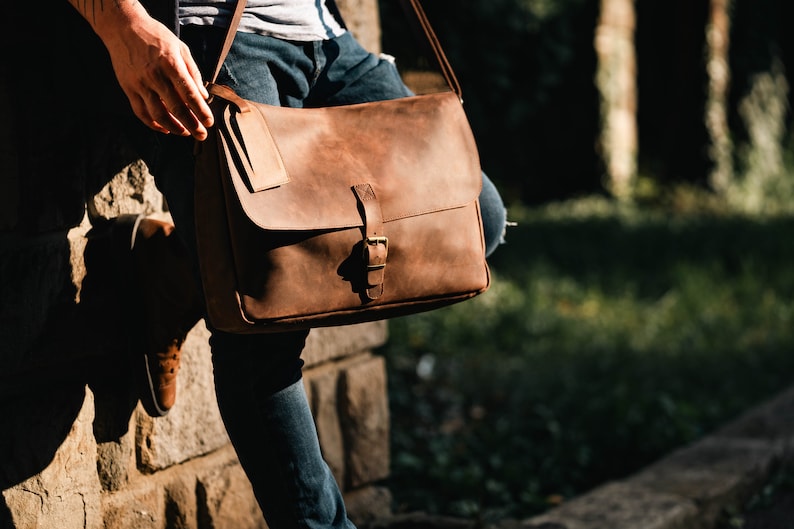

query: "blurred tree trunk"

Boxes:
[595, 0, 637, 199]
[705, 0, 733, 194]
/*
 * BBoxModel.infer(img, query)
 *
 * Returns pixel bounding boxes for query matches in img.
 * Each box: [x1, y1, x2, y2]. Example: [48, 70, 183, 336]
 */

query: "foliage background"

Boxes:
[376, 0, 794, 521]
[379, 0, 794, 208]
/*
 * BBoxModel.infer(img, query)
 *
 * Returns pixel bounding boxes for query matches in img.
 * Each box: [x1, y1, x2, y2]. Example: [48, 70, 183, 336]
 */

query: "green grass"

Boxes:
[378, 196, 794, 522]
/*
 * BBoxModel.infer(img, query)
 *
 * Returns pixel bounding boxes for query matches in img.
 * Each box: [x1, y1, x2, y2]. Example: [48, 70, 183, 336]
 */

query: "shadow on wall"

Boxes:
[0, 226, 143, 517]
[0, 3, 150, 515]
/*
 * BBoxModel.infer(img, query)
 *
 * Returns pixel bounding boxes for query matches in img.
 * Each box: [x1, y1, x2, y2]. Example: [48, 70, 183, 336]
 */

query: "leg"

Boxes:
[210, 331, 354, 529]
[479, 172, 508, 257]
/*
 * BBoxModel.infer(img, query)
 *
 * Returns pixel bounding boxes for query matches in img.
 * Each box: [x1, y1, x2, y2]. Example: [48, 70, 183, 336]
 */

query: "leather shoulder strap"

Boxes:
[209, 0, 461, 99]
[397, 0, 461, 98]
[209, 0, 247, 84]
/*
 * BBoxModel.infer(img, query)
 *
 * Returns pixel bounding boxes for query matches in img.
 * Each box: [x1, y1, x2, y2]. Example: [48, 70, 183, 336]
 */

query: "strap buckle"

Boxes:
[364, 236, 389, 271]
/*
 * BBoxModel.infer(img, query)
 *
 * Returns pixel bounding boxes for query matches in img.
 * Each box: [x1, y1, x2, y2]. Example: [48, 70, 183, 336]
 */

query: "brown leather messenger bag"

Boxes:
[194, 0, 491, 333]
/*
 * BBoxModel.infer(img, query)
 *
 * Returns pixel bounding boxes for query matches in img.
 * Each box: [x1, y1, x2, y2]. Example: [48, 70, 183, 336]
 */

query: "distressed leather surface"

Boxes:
[195, 88, 490, 333]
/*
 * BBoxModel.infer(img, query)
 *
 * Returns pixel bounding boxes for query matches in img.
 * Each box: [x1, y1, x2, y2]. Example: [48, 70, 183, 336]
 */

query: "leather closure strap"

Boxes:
[210, 84, 290, 192]
[353, 183, 387, 300]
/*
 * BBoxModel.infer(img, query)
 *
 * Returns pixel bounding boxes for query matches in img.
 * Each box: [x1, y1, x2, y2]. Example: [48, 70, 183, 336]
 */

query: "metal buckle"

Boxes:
[364, 236, 388, 271]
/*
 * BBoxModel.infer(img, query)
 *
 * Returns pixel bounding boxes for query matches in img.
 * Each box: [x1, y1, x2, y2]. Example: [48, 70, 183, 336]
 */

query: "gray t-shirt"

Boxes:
[179, 0, 346, 41]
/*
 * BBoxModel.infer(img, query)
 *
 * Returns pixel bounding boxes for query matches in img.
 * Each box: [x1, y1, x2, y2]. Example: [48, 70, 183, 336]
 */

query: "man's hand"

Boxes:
[68, 0, 214, 140]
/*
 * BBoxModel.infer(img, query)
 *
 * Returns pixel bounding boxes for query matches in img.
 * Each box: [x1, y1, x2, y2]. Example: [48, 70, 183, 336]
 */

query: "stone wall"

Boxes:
[0, 1, 393, 528]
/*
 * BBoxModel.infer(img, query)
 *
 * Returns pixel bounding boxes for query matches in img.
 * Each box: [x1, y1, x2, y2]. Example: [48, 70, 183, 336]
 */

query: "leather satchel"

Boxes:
[194, 0, 490, 334]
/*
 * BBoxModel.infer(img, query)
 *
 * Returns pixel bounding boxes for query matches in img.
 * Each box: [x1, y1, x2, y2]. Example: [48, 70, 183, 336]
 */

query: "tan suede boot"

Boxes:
[95, 214, 204, 417]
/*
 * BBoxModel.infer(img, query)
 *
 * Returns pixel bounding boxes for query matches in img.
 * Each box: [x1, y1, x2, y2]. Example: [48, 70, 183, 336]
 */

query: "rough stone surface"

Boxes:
[345, 486, 394, 526]
[101, 486, 165, 529]
[631, 437, 776, 515]
[341, 356, 390, 488]
[304, 322, 389, 367]
[96, 434, 136, 492]
[3, 389, 103, 529]
[163, 472, 198, 529]
[87, 160, 163, 220]
[196, 453, 267, 529]
[521, 482, 699, 529]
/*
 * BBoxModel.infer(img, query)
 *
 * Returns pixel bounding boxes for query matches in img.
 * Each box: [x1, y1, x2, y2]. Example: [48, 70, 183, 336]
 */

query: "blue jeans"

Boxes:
[145, 26, 507, 528]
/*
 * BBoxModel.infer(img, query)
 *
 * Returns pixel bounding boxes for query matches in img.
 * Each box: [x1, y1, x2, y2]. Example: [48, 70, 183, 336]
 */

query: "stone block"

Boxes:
[163, 473, 199, 529]
[632, 437, 778, 496]
[344, 486, 393, 525]
[2, 388, 103, 529]
[340, 356, 390, 488]
[87, 160, 163, 221]
[629, 436, 777, 526]
[136, 323, 228, 473]
[102, 485, 166, 529]
[0, 381, 91, 488]
[522, 481, 698, 529]
[304, 322, 388, 368]
[96, 434, 136, 492]
[196, 456, 266, 529]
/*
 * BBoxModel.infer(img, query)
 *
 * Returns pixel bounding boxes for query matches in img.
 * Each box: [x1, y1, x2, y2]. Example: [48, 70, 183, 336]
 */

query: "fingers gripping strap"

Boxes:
[353, 183, 387, 300]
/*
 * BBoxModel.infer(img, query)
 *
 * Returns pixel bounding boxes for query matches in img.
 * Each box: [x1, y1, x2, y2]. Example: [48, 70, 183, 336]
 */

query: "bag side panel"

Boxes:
[194, 130, 255, 330]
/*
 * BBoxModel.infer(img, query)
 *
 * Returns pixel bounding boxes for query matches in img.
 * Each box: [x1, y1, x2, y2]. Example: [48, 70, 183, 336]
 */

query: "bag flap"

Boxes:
[216, 91, 482, 231]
